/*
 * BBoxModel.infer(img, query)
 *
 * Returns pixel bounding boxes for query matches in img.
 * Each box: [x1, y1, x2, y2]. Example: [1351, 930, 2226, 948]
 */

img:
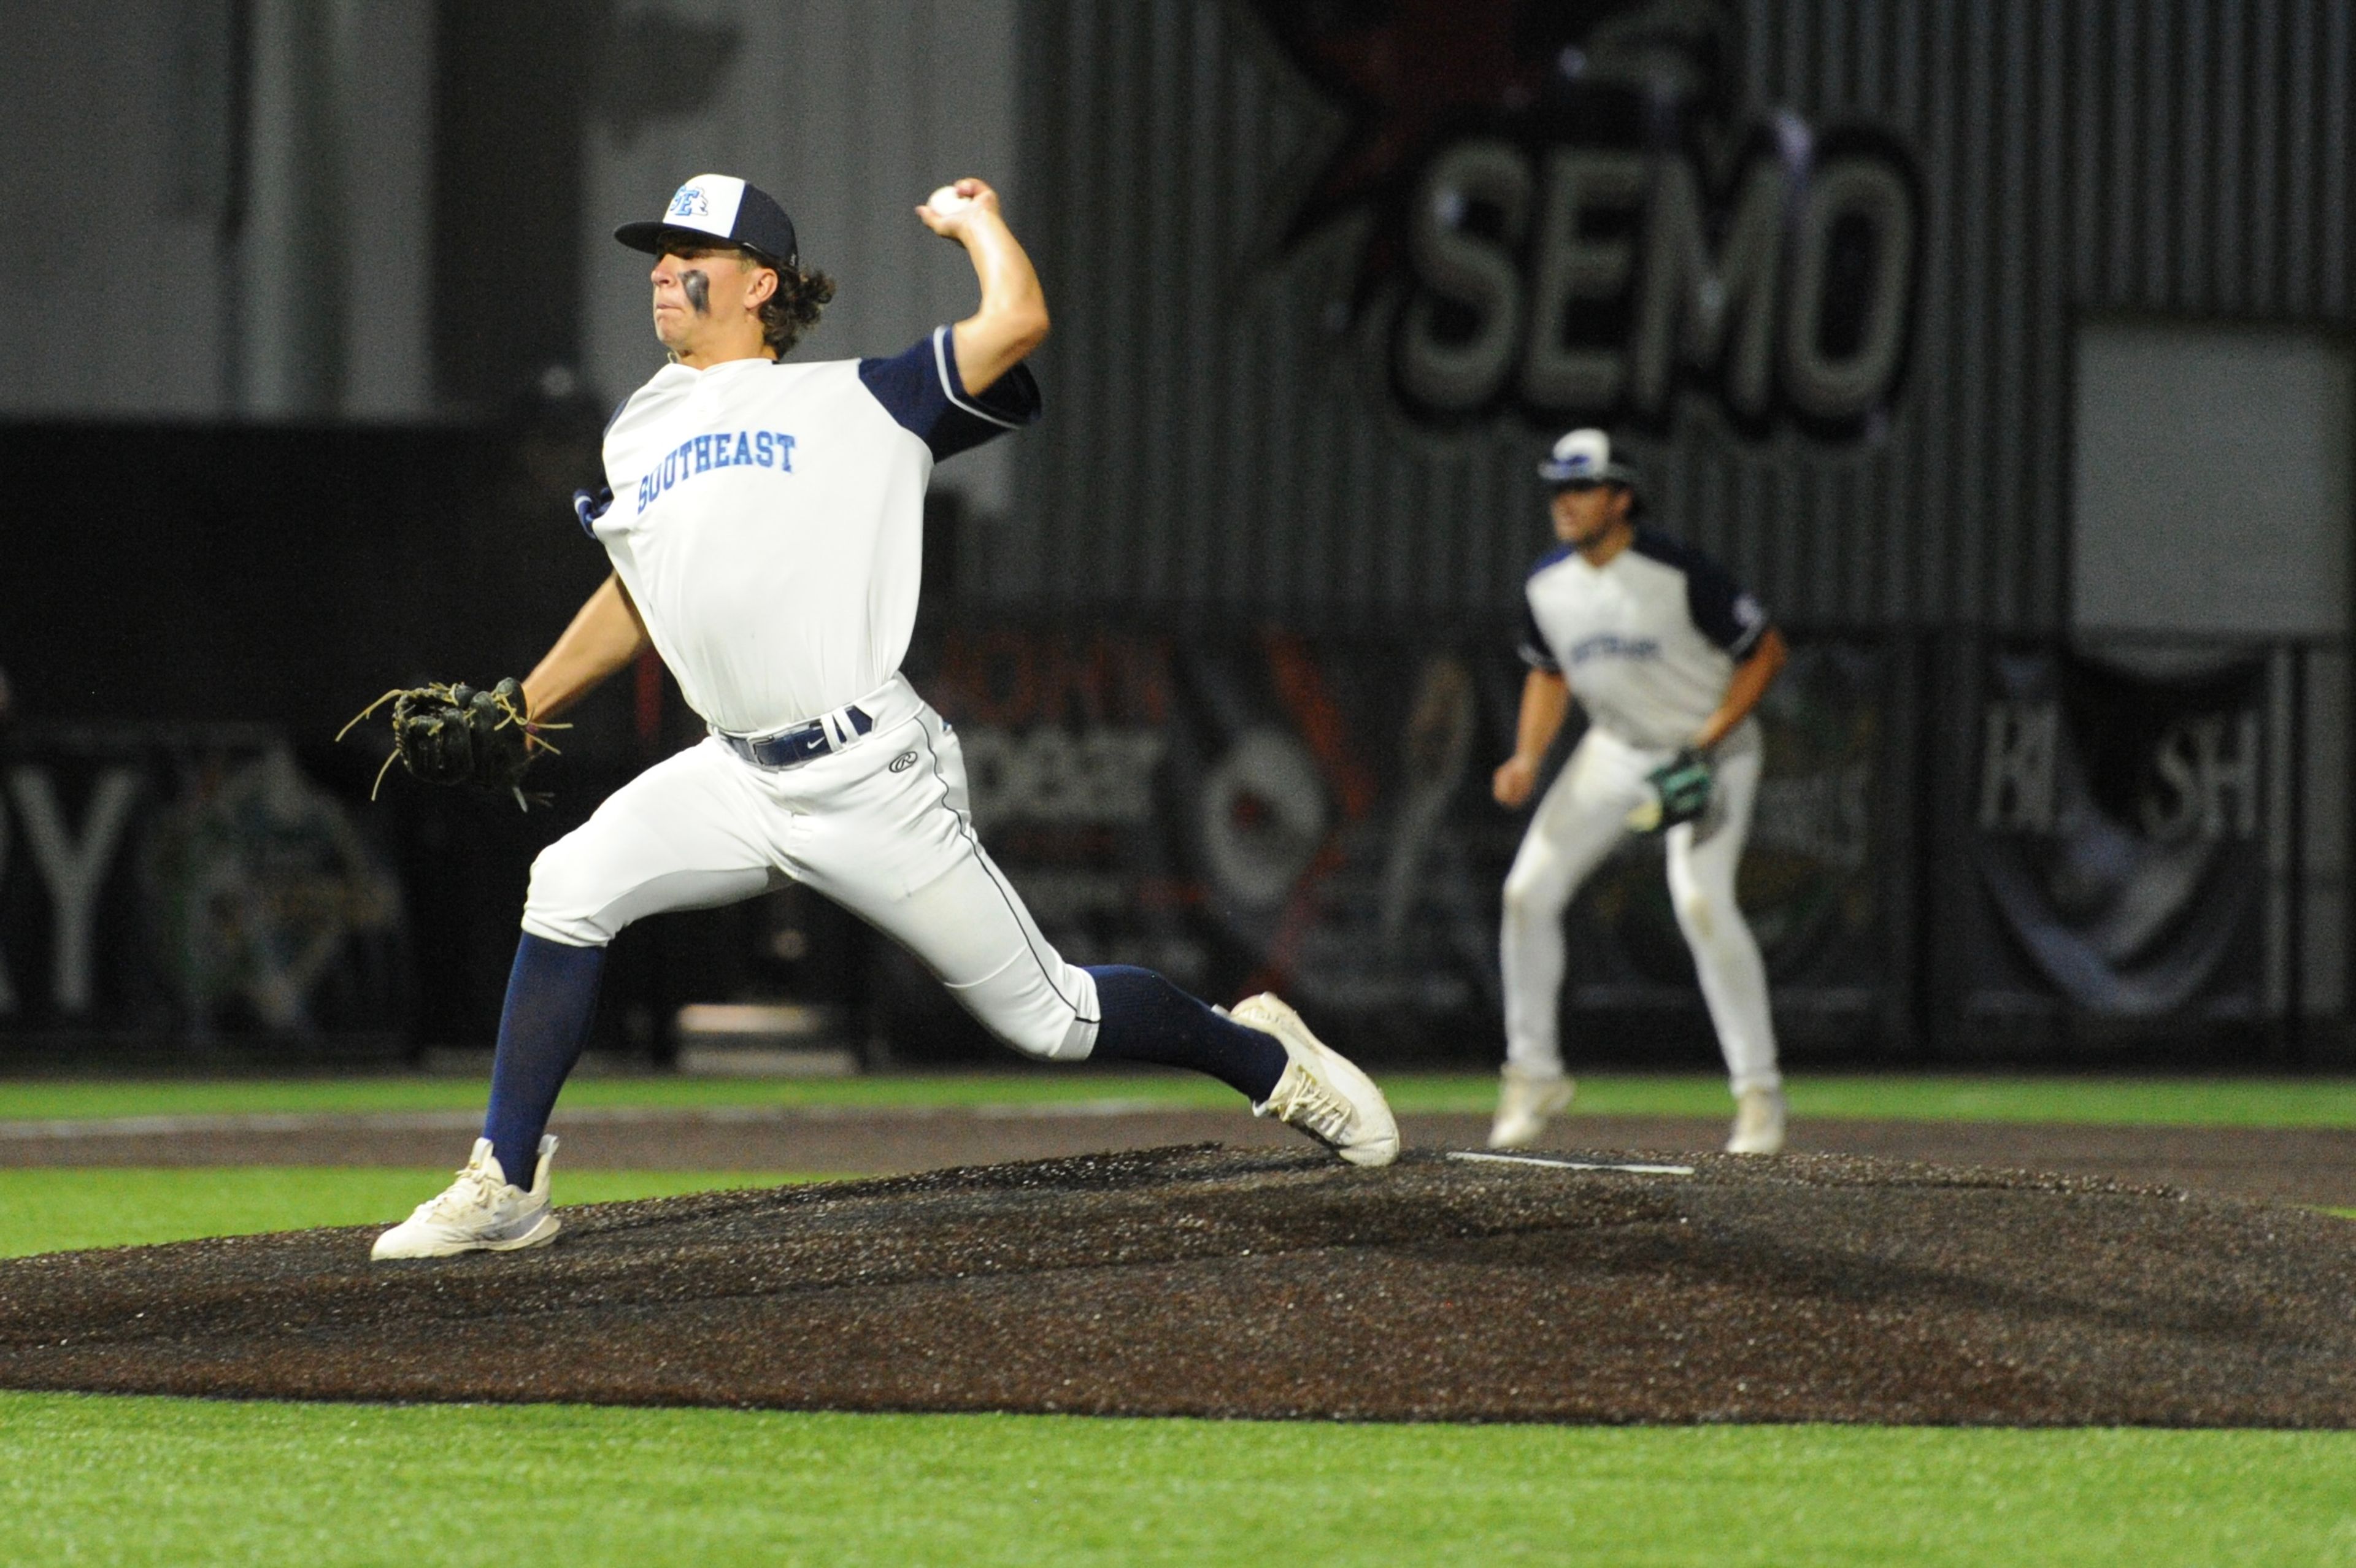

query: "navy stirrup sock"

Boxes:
[483, 932, 609, 1185]
[1084, 965, 1288, 1102]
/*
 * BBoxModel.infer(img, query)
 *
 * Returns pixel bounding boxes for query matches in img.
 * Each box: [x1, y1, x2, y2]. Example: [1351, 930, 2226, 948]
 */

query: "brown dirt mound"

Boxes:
[16, 1105, 2356, 1209]
[3, 1144, 2353, 1426]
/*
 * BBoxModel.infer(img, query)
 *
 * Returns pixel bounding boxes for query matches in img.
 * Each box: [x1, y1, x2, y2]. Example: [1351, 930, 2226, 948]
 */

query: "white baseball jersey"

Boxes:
[590, 327, 1039, 736]
[533, 326, 1100, 1064]
[1517, 528, 1770, 751]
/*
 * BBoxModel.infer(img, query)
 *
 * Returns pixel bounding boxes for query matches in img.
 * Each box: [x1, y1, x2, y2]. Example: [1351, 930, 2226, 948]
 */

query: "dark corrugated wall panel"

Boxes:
[990, 0, 2356, 631]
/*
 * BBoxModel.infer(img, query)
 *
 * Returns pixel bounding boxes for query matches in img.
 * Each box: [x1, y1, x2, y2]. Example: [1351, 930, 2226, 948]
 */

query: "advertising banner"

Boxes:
[910, 625, 1519, 1048]
[901, 623, 1891, 1054]
[0, 725, 407, 1049]
[1966, 648, 2267, 1018]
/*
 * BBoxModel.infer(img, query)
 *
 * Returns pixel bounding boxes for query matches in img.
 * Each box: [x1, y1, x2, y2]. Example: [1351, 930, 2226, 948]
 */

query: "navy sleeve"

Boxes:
[1517, 598, 1560, 672]
[1683, 550, 1770, 656]
[857, 326, 1043, 461]
[572, 483, 613, 539]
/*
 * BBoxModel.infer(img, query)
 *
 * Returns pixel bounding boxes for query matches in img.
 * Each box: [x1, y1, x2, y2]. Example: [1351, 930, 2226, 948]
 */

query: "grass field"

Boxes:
[4, 1073, 2353, 1566]
[3, 1394, 2352, 1568]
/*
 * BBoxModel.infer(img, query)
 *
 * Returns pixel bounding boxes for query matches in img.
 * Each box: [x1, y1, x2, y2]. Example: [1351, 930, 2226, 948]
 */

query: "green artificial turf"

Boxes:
[4, 1070, 2354, 1126]
[0, 1393, 2349, 1568]
[0, 1168, 824, 1259]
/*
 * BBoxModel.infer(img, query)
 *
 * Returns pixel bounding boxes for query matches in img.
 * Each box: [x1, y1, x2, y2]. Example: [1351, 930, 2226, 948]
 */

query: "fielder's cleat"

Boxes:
[1233, 993, 1400, 1167]
[1488, 1065, 1575, 1149]
[370, 1136, 561, 1260]
[1725, 1086, 1787, 1155]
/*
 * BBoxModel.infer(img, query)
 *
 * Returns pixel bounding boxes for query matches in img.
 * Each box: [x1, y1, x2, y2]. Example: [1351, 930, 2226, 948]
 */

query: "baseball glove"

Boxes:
[1625, 746, 1714, 834]
[337, 678, 560, 810]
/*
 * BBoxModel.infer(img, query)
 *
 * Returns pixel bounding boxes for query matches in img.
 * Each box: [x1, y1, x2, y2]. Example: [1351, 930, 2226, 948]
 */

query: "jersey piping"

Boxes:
[930, 328, 1025, 429]
[919, 723, 1095, 1024]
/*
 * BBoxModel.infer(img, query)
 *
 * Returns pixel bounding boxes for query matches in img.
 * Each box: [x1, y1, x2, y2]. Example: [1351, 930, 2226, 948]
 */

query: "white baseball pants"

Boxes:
[520, 675, 1101, 1061]
[1500, 718, 1780, 1095]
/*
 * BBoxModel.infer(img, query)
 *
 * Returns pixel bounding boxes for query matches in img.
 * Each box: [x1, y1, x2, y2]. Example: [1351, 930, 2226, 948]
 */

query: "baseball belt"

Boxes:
[714, 704, 876, 768]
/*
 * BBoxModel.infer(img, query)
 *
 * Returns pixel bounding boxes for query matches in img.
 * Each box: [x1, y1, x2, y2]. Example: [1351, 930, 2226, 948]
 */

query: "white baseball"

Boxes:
[926, 183, 972, 215]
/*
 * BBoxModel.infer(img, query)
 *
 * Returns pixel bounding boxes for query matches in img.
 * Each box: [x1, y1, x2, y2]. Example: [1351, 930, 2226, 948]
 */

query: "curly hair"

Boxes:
[653, 228, 836, 358]
[756, 263, 836, 358]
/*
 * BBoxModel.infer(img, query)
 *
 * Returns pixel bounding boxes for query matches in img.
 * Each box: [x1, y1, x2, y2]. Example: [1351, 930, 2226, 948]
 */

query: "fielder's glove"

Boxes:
[338, 677, 560, 810]
[1626, 746, 1714, 834]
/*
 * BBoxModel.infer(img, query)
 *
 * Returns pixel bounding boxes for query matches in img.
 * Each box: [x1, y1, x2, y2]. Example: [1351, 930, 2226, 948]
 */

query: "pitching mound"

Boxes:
[4, 1145, 2353, 1425]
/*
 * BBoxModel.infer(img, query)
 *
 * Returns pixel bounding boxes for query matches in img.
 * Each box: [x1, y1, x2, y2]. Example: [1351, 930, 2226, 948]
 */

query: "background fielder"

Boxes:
[368, 172, 1396, 1259]
[1489, 429, 1790, 1155]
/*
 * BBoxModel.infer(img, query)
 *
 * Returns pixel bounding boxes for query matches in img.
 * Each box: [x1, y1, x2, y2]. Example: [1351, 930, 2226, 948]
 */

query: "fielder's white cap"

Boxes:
[615, 174, 800, 267]
[1538, 428, 1641, 488]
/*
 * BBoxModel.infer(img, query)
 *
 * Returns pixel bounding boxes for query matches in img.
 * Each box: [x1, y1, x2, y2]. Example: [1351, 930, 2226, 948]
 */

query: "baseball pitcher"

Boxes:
[364, 174, 1396, 1260]
[1489, 429, 1789, 1155]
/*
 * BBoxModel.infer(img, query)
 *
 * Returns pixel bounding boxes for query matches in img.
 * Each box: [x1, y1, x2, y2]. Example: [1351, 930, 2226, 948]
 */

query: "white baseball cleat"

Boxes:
[1488, 1065, 1575, 1149]
[1725, 1087, 1787, 1155]
[371, 1136, 561, 1260]
[1231, 993, 1400, 1167]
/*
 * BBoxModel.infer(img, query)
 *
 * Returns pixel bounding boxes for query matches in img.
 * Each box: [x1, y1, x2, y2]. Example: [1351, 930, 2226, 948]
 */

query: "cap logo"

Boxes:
[618, 175, 762, 263]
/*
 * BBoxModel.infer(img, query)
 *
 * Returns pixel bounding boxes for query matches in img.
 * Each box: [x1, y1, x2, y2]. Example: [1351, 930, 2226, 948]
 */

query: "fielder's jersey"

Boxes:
[1518, 527, 1770, 751]
[590, 327, 1039, 736]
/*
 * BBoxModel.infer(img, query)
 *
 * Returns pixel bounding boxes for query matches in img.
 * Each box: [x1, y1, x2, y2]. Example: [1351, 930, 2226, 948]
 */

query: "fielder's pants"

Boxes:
[1499, 718, 1780, 1096]
[520, 674, 1100, 1061]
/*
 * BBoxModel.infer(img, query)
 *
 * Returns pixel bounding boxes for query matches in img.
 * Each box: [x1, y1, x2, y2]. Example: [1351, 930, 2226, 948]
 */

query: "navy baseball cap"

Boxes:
[615, 174, 799, 268]
[1538, 428, 1641, 489]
